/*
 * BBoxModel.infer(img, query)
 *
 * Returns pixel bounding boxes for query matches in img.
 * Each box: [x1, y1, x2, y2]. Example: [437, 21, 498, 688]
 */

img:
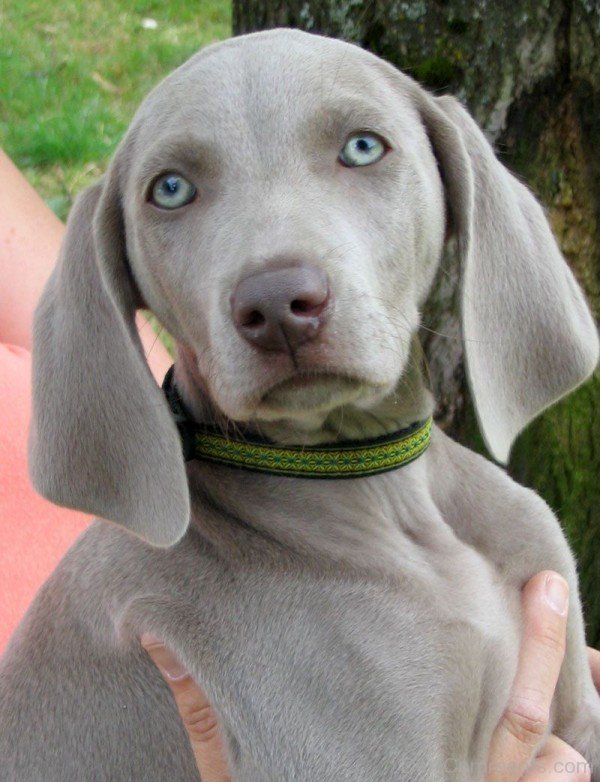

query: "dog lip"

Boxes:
[256, 368, 394, 401]
[269, 372, 342, 391]
[262, 371, 358, 397]
[255, 371, 375, 416]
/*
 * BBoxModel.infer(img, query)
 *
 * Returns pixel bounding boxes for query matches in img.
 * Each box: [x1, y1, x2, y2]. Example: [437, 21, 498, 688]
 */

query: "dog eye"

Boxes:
[339, 133, 387, 167]
[149, 173, 197, 209]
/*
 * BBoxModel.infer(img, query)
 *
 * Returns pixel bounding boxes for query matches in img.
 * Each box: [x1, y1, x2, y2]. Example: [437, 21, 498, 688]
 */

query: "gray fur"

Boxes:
[1, 29, 599, 781]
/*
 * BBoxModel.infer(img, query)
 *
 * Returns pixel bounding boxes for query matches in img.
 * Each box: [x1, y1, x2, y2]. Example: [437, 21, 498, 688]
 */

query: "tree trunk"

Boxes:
[233, 1, 600, 645]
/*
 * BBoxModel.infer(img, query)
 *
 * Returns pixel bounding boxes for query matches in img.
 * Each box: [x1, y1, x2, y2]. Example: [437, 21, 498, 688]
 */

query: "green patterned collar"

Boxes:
[163, 366, 432, 479]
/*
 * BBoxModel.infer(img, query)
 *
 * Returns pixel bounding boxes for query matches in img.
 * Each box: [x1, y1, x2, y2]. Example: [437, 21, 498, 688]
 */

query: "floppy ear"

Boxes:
[417, 92, 599, 463]
[28, 157, 190, 547]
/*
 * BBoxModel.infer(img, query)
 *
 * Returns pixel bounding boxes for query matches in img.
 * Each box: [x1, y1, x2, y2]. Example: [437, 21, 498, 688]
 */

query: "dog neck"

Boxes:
[173, 340, 434, 446]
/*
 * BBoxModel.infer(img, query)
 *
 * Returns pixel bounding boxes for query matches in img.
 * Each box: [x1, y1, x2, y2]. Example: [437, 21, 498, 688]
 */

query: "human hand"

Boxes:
[487, 570, 593, 781]
[141, 634, 231, 782]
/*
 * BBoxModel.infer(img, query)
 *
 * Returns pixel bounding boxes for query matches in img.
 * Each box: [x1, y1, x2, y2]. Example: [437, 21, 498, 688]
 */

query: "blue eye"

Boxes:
[339, 133, 387, 167]
[150, 173, 196, 209]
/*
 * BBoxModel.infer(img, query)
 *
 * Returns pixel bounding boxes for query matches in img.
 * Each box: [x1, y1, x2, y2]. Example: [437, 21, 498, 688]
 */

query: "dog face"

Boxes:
[122, 33, 445, 428]
[29, 30, 598, 545]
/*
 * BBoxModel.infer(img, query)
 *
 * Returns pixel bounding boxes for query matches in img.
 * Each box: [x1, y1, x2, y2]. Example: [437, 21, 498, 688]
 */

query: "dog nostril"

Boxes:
[290, 298, 326, 317]
[291, 299, 310, 314]
[242, 310, 266, 328]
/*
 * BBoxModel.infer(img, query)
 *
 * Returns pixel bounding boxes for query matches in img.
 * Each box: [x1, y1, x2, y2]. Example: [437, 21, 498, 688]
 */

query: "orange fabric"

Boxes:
[0, 344, 90, 654]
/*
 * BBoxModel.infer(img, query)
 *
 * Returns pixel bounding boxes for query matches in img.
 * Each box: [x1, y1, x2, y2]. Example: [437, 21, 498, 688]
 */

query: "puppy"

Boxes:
[1, 29, 599, 781]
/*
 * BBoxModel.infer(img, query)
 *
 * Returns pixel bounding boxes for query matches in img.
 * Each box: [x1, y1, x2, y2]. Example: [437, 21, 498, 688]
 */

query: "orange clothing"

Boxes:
[0, 344, 89, 654]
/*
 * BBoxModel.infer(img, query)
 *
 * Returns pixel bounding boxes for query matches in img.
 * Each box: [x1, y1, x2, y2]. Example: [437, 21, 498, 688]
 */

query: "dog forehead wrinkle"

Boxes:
[300, 100, 394, 148]
[133, 136, 223, 185]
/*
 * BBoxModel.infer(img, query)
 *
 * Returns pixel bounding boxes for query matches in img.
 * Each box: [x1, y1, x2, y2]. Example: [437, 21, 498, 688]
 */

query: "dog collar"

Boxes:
[162, 366, 432, 479]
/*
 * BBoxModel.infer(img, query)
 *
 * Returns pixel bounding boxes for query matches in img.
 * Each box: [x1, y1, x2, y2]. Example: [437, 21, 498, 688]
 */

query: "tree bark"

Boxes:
[233, 1, 600, 646]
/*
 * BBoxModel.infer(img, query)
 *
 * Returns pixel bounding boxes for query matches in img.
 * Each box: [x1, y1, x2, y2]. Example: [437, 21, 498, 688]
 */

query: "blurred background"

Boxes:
[1, 1, 598, 644]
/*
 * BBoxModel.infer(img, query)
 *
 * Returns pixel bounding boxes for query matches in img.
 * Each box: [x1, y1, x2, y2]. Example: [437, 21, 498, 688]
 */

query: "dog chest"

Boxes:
[158, 511, 519, 779]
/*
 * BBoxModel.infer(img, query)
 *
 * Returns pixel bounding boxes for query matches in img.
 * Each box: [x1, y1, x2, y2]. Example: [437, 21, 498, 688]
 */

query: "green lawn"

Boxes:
[0, 1, 231, 220]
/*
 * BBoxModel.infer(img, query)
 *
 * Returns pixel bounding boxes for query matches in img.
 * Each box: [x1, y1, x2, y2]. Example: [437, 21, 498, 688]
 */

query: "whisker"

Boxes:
[144, 327, 163, 362]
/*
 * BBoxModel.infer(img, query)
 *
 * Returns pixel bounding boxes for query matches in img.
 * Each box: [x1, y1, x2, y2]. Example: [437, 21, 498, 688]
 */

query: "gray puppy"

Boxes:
[1, 29, 599, 781]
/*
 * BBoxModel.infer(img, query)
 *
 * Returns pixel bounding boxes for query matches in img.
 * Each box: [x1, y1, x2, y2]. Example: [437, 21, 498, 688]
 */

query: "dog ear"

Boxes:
[28, 154, 190, 547]
[417, 92, 599, 463]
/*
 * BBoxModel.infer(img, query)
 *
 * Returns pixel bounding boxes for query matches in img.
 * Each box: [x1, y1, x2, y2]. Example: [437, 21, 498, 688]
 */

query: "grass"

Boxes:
[0, 0, 231, 220]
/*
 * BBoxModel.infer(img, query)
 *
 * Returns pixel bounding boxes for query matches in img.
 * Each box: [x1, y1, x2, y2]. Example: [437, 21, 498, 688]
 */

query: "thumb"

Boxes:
[141, 635, 231, 782]
[487, 571, 570, 782]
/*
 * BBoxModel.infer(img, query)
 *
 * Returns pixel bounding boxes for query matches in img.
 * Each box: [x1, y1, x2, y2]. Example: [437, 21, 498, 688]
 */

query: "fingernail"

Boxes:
[140, 634, 189, 682]
[544, 574, 569, 616]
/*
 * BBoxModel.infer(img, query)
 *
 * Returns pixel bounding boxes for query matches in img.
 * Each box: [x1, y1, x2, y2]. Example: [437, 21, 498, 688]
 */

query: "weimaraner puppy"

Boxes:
[1, 28, 599, 781]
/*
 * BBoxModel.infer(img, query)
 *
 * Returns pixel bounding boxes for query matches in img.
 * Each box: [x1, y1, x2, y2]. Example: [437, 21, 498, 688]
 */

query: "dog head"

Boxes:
[29, 30, 599, 546]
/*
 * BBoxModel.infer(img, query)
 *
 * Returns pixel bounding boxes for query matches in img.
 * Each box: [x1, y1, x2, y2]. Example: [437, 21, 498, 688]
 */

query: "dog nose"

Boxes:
[231, 264, 329, 352]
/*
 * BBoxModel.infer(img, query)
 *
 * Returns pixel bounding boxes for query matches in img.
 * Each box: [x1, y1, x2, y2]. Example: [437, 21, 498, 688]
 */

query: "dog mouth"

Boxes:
[257, 372, 368, 417]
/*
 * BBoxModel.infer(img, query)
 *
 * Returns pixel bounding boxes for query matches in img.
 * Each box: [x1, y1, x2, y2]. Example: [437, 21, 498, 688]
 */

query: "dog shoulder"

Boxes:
[428, 427, 570, 565]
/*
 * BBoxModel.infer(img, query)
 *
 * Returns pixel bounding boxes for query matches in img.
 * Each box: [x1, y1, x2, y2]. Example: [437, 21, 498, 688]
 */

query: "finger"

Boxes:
[141, 636, 231, 782]
[520, 735, 591, 781]
[588, 648, 600, 693]
[487, 571, 570, 782]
